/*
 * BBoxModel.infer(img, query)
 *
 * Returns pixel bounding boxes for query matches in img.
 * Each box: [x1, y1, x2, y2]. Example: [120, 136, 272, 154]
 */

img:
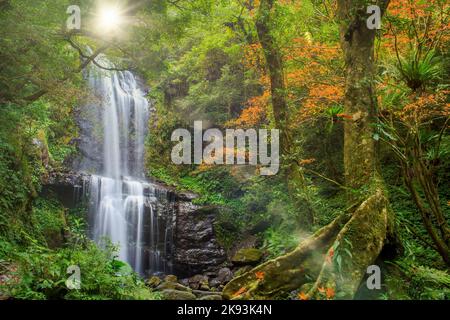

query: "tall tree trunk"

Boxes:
[255, 0, 290, 154]
[255, 0, 314, 225]
[339, 0, 380, 192]
[223, 0, 397, 300]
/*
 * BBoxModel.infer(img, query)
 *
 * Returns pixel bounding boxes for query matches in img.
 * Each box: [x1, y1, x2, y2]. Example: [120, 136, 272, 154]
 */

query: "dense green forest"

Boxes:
[0, 0, 449, 301]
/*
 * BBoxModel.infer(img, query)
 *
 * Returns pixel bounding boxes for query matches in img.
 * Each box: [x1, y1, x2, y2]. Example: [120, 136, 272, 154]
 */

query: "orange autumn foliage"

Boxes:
[233, 36, 345, 128]
[325, 247, 334, 264]
[228, 43, 269, 128]
[285, 37, 344, 124]
[255, 271, 265, 280]
[233, 287, 248, 298]
[383, 0, 449, 52]
[231, 0, 448, 133]
[298, 292, 308, 300]
[326, 287, 335, 299]
[298, 158, 316, 166]
[336, 113, 353, 120]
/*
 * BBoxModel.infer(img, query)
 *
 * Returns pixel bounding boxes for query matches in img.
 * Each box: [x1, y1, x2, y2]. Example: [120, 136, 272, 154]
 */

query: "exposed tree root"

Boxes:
[222, 188, 392, 300]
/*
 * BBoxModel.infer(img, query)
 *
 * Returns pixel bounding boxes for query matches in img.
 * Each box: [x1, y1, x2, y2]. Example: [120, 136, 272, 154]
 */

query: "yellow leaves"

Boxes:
[232, 287, 248, 298]
[255, 271, 265, 280]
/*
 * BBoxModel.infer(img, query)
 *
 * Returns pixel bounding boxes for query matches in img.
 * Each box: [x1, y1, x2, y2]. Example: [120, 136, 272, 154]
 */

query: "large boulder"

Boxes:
[161, 289, 196, 300]
[231, 248, 263, 265]
[164, 274, 178, 283]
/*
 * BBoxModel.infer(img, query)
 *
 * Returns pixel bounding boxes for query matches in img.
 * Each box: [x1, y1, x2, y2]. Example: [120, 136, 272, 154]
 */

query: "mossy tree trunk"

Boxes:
[223, 0, 396, 300]
[255, 0, 290, 154]
[256, 0, 314, 226]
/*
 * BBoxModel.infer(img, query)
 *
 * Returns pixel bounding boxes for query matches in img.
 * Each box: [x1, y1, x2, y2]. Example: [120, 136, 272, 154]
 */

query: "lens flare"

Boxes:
[98, 6, 123, 32]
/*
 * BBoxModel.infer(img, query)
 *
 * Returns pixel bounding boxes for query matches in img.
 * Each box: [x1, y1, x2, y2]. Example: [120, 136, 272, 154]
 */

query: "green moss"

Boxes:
[232, 248, 263, 264]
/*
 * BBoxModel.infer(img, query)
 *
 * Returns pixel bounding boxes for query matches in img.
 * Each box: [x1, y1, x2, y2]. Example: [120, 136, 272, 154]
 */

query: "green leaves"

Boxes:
[109, 259, 133, 277]
[397, 50, 444, 91]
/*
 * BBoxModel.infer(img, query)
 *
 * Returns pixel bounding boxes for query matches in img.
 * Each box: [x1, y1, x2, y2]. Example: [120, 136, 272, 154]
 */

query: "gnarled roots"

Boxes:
[223, 189, 393, 300]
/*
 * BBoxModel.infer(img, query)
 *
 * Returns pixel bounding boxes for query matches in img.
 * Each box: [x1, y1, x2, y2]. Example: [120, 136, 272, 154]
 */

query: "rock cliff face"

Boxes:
[43, 171, 227, 277]
[173, 203, 227, 277]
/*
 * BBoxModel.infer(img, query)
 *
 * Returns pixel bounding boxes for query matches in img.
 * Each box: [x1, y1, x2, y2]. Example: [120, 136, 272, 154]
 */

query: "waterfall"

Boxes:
[79, 56, 171, 276]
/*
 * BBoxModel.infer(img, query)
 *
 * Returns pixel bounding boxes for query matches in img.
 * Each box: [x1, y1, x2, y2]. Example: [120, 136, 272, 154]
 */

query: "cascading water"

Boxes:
[77, 56, 173, 276]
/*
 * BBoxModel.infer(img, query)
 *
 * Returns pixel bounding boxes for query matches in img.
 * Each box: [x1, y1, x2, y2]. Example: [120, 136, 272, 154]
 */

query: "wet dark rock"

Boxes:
[176, 192, 199, 201]
[216, 267, 233, 283]
[71, 104, 102, 174]
[173, 204, 227, 277]
[209, 278, 222, 288]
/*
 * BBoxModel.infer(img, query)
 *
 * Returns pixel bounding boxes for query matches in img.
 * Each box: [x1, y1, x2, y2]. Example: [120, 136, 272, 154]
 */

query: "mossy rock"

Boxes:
[231, 248, 263, 265]
[164, 274, 178, 282]
[146, 276, 162, 288]
[198, 294, 222, 300]
[157, 281, 191, 292]
[162, 289, 196, 300]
